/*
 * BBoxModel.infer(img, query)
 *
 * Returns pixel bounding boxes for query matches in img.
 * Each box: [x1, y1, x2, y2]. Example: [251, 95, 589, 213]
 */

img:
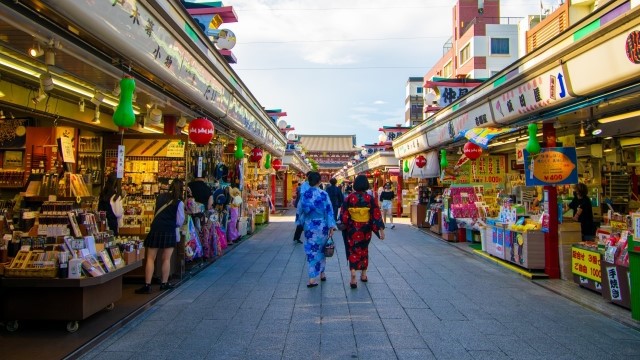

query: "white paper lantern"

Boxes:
[361, 149, 367, 156]
[378, 133, 387, 143]
[277, 119, 287, 129]
[287, 132, 296, 141]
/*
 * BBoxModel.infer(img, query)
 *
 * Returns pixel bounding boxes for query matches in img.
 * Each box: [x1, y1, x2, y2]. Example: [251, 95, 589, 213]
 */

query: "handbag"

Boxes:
[323, 236, 335, 257]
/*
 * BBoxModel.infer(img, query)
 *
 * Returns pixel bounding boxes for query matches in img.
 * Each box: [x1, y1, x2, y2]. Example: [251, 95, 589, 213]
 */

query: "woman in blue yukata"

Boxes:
[296, 171, 337, 288]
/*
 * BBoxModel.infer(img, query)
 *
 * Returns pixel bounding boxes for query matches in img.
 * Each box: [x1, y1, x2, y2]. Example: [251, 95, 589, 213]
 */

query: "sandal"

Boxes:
[350, 275, 357, 288]
[321, 275, 327, 282]
[307, 282, 318, 288]
[360, 276, 368, 282]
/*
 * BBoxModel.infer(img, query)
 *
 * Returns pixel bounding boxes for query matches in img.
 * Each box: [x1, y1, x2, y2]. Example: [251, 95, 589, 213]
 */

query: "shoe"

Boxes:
[360, 276, 368, 282]
[390, 225, 395, 229]
[350, 275, 357, 288]
[307, 282, 318, 288]
[135, 284, 151, 294]
[321, 275, 327, 282]
[160, 282, 174, 290]
[350, 282, 357, 289]
[295, 239, 303, 244]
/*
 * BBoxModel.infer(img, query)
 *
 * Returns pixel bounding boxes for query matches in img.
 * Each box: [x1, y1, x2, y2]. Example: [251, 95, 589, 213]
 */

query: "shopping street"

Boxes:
[76, 211, 640, 360]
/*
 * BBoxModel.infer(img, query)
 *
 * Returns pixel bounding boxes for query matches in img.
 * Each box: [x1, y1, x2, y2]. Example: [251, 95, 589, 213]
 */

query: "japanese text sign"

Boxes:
[572, 246, 601, 282]
[524, 147, 578, 186]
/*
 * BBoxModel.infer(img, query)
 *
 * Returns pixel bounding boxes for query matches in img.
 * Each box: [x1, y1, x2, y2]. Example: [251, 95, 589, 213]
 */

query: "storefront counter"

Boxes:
[410, 203, 427, 228]
[571, 243, 603, 293]
[485, 224, 545, 270]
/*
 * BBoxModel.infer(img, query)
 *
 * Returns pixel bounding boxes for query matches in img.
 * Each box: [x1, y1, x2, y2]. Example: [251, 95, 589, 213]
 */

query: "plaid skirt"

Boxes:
[144, 228, 178, 249]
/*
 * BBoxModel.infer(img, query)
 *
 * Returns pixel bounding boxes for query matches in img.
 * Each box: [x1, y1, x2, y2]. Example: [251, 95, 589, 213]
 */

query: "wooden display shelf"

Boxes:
[1, 260, 142, 326]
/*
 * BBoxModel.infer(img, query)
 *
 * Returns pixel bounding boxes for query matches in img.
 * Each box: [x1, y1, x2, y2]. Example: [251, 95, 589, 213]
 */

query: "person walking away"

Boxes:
[565, 183, 596, 240]
[379, 182, 396, 229]
[98, 172, 124, 236]
[187, 177, 213, 211]
[340, 174, 385, 288]
[296, 171, 336, 288]
[136, 179, 185, 294]
[326, 178, 344, 221]
[293, 176, 311, 243]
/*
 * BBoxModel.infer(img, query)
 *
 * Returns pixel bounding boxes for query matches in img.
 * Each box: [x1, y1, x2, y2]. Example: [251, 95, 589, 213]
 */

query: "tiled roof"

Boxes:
[298, 135, 357, 152]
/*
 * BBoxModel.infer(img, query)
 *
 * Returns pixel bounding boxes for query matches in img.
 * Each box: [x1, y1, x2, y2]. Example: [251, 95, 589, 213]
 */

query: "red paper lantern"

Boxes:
[373, 170, 381, 177]
[272, 158, 283, 171]
[415, 155, 427, 168]
[188, 118, 214, 145]
[463, 142, 483, 160]
[249, 147, 263, 163]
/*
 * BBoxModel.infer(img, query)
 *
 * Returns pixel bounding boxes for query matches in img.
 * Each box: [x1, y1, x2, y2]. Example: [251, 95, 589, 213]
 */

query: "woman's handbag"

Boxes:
[324, 236, 335, 257]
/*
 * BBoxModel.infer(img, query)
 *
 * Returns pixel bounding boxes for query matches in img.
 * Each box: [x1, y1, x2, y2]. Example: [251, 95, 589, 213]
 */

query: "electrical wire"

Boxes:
[241, 35, 449, 44]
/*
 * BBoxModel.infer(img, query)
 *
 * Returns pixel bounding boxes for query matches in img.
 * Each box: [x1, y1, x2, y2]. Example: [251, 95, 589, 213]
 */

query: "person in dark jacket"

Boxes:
[325, 178, 344, 220]
[98, 172, 123, 236]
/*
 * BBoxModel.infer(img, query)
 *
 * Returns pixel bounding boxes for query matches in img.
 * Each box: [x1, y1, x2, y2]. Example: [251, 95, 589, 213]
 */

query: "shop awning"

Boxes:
[403, 151, 439, 179]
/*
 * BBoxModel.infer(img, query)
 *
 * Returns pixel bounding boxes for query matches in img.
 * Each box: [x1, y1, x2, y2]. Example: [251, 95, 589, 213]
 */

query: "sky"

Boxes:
[210, 0, 547, 146]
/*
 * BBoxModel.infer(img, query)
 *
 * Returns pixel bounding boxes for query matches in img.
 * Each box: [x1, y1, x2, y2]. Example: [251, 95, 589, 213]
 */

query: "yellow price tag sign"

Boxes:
[571, 246, 601, 282]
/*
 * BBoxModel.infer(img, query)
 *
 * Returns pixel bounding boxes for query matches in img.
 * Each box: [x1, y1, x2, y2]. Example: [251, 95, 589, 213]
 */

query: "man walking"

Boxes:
[325, 178, 344, 221]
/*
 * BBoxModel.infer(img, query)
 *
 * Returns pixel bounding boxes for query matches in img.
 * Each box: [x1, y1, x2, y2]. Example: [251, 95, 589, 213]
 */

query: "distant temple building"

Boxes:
[298, 135, 359, 182]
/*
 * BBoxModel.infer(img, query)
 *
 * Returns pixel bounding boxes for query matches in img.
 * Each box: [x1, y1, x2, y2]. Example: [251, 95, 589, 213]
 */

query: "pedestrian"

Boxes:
[325, 178, 344, 221]
[340, 174, 385, 288]
[135, 179, 185, 294]
[98, 172, 124, 236]
[187, 176, 213, 211]
[293, 176, 310, 243]
[379, 182, 396, 229]
[296, 171, 336, 288]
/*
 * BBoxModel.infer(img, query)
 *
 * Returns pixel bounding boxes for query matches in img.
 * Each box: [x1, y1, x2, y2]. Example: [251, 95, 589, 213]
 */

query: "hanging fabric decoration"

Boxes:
[264, 153, 271, 169]
[403, 160, 409, 173]
[234, 137, 244, 159]
[440, 150, 448, 168]
[112, 77, 136, 128]
[272, 158, 282, 171]
[188, 118, 214, 145]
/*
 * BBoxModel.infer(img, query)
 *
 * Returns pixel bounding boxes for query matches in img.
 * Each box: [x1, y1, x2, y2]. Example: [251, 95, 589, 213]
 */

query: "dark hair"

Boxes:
[329, 178, 337, 185]
[353, 175, 369, 192]
[169, 179, 184, 201]
[307, 171, 321, 187]
[100, 173, 121, 202]
[576, 183, 588, 198]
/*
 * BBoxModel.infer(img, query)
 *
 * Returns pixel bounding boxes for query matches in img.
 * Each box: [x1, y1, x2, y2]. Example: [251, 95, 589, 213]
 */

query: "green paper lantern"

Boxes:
[440, 149, 448, 168]
[112, 77, 136, 128]
[264, 153, 271, 169]
[234, 137, 244, 159]
[403, 160, 409, 173]
[525, 123, 541, 155]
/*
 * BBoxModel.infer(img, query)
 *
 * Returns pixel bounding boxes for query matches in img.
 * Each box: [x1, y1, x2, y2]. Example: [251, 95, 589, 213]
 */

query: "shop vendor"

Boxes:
[565, 183, 596, 241]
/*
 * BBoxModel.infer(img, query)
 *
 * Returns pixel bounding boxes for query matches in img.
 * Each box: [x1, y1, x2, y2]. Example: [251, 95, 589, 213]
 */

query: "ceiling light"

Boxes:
[579, 122, 585, 137]
[604, 144, 613, 153]
[40, 72, 54, 92]
[177, 115, 187, 128]
[591, 126, 602, 136]
[112, 82, 121, 96]
[29, 43, 44, 57]
[0, 111, 4, 120]
[92, 106, 101, 124]
[604, 136, 613, 140]
[598, 109, 640, 124]
[32, 88, 47, 104]
[44, 49, 55, 66]
[90, 91, 104, 105]
[456, 147, 462, 155]
[78, 99, 85, 112]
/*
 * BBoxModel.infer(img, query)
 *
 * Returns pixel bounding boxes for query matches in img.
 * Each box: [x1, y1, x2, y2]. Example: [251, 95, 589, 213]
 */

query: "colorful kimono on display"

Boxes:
[227, 187, 242, 243]
[340, 191, 384, 271]
[296, 187, 336, 279]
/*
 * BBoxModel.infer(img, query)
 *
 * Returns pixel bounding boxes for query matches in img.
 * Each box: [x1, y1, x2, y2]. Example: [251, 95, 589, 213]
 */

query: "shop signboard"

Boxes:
[523, 147, 578, 186]
[425, 79, 484, 108]
[166, 141, 185, 158]
[116, 145, 125, 179]
[566, 25, 640, 95]
[394, 133, 429, 159]
[450, 102, 494, 138]
[490, 65, 572, 125]
[426, 121, 453, 148]
[516, 142, 526, 164]
[572, 246, 602, 282]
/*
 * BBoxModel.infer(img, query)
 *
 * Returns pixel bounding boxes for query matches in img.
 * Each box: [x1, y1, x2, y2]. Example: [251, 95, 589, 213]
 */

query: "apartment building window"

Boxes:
[490, 38, 509, 55]
[417, 87, 423, 94]
[459, 43, 471, 64]
[443, 61, 452, 78]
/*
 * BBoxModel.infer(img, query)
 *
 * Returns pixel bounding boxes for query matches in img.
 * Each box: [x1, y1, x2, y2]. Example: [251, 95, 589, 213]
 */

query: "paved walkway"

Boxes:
[80, 212, 640, 360]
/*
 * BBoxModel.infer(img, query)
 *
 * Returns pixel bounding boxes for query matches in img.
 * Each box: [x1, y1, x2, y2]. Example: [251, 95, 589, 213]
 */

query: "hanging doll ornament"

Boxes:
[234, 137, 245, 159]
[264, 153, 271, 169]
[525, 123, 541, 179]
[112, 77, 136, 128]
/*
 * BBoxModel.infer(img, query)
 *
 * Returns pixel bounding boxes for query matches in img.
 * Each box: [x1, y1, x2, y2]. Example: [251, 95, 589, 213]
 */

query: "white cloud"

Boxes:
[373, 100, 386, 105]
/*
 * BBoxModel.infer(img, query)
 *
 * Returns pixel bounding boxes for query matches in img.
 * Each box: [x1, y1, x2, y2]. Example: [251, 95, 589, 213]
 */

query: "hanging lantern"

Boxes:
[378, 133, 387, 143]
[403, 160, 409, 173]
[234, 137, 244, 159]
[361, 149, 368, 156]
[249, 147, 263, 163]
[463, 142, 483, 160]
[415, 155, 427, 168]
[112, 77, 136, 128]
[373, 169, 381, 177]
[525, 123, 541, 155]
[188, 117, 214, 145]
[272, 158, 282, 171]
[440, 149, 448, 168]
[264, 153, 271, 169]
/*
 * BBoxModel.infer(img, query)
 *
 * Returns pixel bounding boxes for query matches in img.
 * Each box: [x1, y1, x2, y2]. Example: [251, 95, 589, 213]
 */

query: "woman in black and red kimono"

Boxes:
[340, 174, 385, 289]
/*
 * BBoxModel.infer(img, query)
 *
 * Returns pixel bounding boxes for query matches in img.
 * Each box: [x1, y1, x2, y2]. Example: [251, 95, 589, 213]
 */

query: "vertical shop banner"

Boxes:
[516, 142, 526, 164]
[524, 147, 578, 186]
[58, 136, 75, 164]
[116, 145, 125, 179]
[606, 267, 622, 301]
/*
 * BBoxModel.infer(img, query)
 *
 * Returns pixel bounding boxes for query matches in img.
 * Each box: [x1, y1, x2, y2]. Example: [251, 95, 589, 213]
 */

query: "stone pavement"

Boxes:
[80, 212, 640, 360]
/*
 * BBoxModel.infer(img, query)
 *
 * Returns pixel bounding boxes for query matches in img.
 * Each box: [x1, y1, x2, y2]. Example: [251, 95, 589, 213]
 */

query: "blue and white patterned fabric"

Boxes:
[296, 186, 336, 278]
